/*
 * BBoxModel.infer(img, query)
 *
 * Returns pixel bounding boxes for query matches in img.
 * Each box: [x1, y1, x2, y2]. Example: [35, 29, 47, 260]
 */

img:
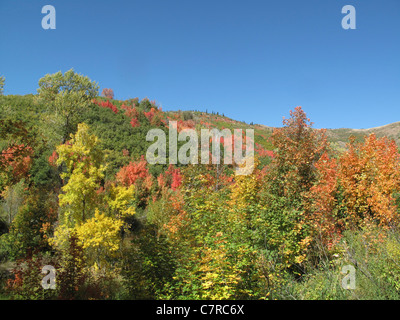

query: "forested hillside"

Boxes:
[1, 70, 400, 300]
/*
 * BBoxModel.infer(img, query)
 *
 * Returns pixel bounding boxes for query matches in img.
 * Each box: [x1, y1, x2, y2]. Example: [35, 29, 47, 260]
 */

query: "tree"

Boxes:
[0, 120, 36, 190]
[0, 75, 5, 95]
[0, 180, 27, 226]
[261, 107, 329, 268]
[37, 69, 99, 143]
[101, 88, 114, 99]
[338, 134, 400, 228]
[75, 210, 123, 270]
[308, 153, 341, 251]
[269, 106, 329, 200]
[56, 123, 105, 226]
[116, 156, 154, 208]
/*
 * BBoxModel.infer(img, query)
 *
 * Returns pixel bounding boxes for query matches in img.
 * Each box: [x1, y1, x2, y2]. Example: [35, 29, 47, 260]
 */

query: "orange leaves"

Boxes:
[308, 134, 400, 248]
[101, 88, 114, 100]
[1, 144, 33, 181]
[269, 106, 329, 197]
[116, 155, 154, 207]
[308, 153, 341, 249]
[116, 155, 150, 187]
[338, 134, 400, 228]
[162, 191, 187, 236]
[144, 107, 164, 126]
[48, 150, 58, 167]
[157, 165, 183, 191]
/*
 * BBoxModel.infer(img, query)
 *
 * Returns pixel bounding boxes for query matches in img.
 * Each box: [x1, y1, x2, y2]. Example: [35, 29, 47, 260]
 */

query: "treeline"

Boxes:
[1, 70, 400, 300]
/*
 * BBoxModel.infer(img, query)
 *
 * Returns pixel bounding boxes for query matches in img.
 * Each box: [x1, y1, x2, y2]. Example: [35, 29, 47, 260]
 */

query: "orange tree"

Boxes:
[259, 107, 329, 271]
[338, 134, 400, 229]
[307, 152, 342, 255]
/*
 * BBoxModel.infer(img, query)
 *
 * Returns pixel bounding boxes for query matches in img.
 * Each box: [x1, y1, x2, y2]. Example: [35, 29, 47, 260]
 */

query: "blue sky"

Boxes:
[0, 0, 399, 129]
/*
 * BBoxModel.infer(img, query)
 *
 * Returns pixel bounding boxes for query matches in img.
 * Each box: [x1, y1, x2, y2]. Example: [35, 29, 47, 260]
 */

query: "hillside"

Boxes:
[2, 83, 400, 301]
[168, 110, 400, 152]
[1, 93, 399, 158]
[325, 122, 400, 150]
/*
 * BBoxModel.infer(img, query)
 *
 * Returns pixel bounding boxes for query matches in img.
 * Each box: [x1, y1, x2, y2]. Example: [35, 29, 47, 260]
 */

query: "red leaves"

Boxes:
[122, 149, 130, 157]
[1, 144, 33, 180]
[144, 107, 165, 126]
[308, 152, 341, 249]
[255, 143, 274, 158]
[171, 168, 182, 191]
[144, 108, 156, 123]
[116, 156, 149, 187]
[120, 103, 141, 128]
[130, 117, 139, 128]
[101, 88, 114, 100]
[48, 150, 58, 167]
[92, 99, 118, 114]
[157, 165, 183, 191]
[122, 104, 139, 119]
[115, 156, 155, 206]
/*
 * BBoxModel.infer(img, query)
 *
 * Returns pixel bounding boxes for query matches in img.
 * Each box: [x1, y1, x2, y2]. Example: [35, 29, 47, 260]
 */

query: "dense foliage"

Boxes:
[1, 70, 400, 300]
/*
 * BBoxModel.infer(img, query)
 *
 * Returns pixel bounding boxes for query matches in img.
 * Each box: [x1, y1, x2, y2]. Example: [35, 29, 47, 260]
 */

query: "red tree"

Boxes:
[101, 88, 114, 99]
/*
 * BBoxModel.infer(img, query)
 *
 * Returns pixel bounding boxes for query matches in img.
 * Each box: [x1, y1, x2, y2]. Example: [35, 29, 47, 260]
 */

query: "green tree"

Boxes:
[0, 180, 27, 226]
[37, 69, 99, 143]
[0, 75, 4, 95]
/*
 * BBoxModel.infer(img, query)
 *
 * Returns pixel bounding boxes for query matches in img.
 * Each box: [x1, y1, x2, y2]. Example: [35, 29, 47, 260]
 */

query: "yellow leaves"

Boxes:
[299, 236, 312, 249]
[48, 224, 74, 251]
[75, 209, 123, 254]
[50, 208, 124, 272]
[56, 123, 106, 227]
[107, 184, 136, 218]
[230, 157, 261, 211]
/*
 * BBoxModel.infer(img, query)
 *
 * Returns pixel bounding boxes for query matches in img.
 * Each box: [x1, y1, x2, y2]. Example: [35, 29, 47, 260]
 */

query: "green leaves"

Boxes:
[0, 75, 5, 95]
[38, 69, 99, 142]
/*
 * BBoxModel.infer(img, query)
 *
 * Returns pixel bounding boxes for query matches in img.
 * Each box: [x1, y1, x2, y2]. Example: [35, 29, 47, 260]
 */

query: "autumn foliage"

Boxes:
[338, 134, 400, 228]
[0, 144, 33, 182]
[92, 99, 119, 114]
[4, 74, 400, 301]
[101, 88, 114, 99]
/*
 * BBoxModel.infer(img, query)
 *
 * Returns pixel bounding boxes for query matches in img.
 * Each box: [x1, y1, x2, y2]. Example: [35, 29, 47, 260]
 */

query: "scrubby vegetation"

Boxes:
[1, 70, 400, 300]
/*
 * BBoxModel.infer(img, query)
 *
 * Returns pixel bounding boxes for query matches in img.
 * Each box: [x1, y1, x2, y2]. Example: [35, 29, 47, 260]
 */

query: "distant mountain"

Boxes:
[325, 122, 400, 150]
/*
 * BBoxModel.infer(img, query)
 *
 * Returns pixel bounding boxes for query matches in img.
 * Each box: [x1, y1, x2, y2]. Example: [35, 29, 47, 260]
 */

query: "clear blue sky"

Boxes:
[0, 0, 399, 129]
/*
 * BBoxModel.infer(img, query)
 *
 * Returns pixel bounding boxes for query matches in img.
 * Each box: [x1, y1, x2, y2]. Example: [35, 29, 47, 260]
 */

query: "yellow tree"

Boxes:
[75, 210, 123, 270]
[56, 123, 105, 226]
[52, 123, 134, 273]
